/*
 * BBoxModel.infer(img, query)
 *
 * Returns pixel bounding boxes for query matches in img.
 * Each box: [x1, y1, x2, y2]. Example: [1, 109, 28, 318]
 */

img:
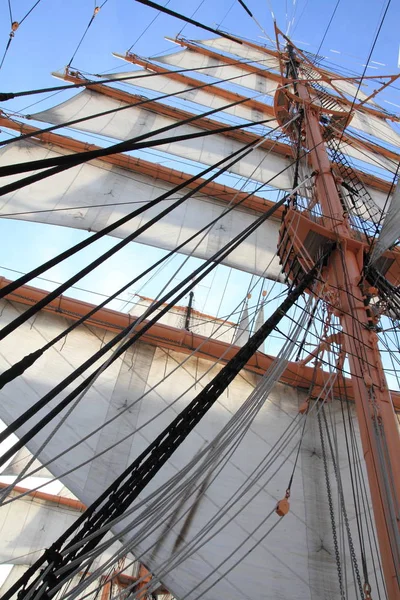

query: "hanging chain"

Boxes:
[318, 409, 346, 600]
[321, 407, 366, 599]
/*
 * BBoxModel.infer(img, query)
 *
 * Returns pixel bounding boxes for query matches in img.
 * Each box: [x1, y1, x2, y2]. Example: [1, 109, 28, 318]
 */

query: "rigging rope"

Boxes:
[176, 0, 206, 37]
[0, 129, 277, 344]
[314, 0, 341, 58]
[0, 106, 281, 302]
[0, 0, 43, 70]
[128, 0, 171, 52]
[0, 162, 281, 390]
[318, 408, 347, 600]
[0, 186, 291, 464]
[66, 0, 109, 68]
[2, 258, 323, 600]
[132, 0, 241, 44]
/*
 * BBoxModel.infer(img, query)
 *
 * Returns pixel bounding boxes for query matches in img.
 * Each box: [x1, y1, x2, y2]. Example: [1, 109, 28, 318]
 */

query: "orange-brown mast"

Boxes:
[275, 28, 400, 599]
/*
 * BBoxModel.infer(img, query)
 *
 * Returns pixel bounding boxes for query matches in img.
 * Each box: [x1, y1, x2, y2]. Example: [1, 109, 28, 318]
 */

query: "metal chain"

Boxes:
[318, 409, 346, 600]
[321, 406, 366, 599]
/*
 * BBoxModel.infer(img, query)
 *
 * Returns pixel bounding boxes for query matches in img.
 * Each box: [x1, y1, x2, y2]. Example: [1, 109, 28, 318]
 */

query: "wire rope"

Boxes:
[0, 172, 298, 502]
[43, 308, 320, 599]
[67, 0, 110, 69]
[131, 0, 240, 43]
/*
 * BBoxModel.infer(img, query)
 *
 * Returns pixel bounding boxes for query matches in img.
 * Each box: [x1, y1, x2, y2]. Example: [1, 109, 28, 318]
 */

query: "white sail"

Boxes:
[102, 65, 276, 122]
[0, 297, 378, 600]
[155, 43, 400, 154]
[154, 49, 279, 96]
[0, 487, 127, 566]
[104, 66, 397, 176]
[31, 90, 291, 187]
[232, 297, 250, 346]
[30, 91, 391, 214]
[0, 140, 283, 280]
[370, 175, 400, 262]
[196, 37, 281, 71]
[350, 110, 400, 148]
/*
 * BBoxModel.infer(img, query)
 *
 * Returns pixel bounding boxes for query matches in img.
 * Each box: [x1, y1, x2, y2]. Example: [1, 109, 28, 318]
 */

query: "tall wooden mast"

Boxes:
[274, 27, 400, 598]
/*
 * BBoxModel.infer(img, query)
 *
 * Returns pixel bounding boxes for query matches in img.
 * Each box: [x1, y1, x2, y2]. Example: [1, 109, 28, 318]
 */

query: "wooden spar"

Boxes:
[0, 482, 86, 511]
[1, 276, 400, 411]
[279, 36, 400, 598]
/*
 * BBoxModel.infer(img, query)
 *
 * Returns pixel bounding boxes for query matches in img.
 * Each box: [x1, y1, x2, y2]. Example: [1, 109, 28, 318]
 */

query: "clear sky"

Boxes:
[0, 0, 399, 319]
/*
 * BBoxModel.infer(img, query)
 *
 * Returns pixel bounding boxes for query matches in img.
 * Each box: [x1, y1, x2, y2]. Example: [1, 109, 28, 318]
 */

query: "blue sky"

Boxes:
[0, 0, 399, 322]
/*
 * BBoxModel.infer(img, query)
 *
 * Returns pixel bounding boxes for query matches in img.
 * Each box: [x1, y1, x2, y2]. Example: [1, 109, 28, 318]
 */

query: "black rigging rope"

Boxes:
[0, 132, 263, 343]
[2, 257, 323, 600]
[0, 190, 294, 464]
[0, 173, 274, 391]
[132, 0, 241, 43]
[0, 110, 281, 303]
